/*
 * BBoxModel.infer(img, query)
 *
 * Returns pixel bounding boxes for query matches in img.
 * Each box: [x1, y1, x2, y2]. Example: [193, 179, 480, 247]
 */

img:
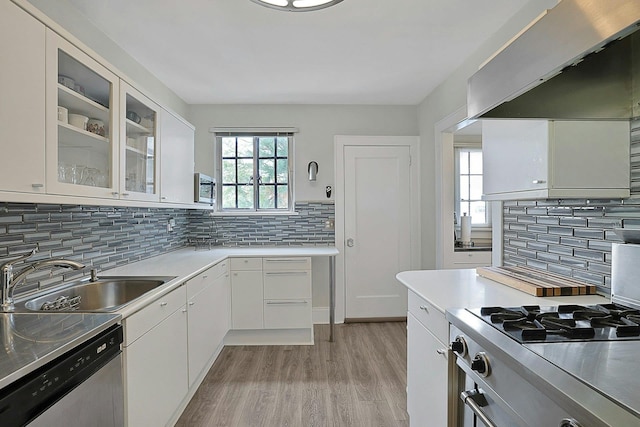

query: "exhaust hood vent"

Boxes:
[468, 0, 640, 120]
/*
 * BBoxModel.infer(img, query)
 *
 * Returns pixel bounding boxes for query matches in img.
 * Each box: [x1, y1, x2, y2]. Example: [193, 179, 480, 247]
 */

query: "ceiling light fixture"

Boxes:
[250, 0, 344, 12]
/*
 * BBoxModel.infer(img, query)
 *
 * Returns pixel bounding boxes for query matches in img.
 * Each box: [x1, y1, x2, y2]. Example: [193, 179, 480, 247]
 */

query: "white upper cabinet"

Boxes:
[159, 109, 195, 204]
[0, 1, 46, 194]
[119, 82, 160, 202]
[45, 29, 120, 199]
[482, 120, 630, 200]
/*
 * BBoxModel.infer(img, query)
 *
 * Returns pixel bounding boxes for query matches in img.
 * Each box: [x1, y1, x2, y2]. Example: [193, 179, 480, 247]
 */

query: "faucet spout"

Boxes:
[1, 254, 85, 311]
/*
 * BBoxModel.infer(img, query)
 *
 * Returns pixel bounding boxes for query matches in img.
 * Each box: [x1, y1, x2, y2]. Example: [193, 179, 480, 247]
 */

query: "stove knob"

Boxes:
[471, 352, 490, 377]
[450, 335, 468, 357]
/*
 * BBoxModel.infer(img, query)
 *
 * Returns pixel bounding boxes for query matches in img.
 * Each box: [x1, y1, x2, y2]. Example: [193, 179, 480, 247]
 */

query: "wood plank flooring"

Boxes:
[176, 322, 408, 427]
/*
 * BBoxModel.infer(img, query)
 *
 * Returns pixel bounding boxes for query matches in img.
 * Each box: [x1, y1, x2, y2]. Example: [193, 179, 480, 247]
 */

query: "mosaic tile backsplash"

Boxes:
[502, 118, 640, 296]
[0, 201, 334, 298]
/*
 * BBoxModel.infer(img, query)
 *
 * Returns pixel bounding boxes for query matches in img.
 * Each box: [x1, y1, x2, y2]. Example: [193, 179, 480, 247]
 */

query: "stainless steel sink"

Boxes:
[18, 276, 175, 312]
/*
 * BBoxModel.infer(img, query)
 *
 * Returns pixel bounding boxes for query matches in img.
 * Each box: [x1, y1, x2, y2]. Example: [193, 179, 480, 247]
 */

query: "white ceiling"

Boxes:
[66, 0, 529, 105]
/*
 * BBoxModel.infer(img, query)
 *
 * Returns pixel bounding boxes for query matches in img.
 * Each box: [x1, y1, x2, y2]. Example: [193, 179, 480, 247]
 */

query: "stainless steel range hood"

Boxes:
[468, 0, 640, 120]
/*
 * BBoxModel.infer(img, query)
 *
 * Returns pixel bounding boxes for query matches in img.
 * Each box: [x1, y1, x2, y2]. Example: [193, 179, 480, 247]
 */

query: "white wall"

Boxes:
[188, 104, 419, 201]
[24, 0, 188, 118]
[417, 0, 559, 270]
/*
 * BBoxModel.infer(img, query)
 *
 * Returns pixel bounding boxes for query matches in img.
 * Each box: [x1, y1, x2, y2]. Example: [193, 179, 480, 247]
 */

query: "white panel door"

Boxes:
[344, 144, 412, 319]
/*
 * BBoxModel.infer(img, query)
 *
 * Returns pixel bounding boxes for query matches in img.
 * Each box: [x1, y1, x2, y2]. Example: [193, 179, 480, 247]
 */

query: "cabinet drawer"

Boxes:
[124, 285, 186, 346]
[452, 251, 492, 266]
[187, 261, 228, 299]
[264, 299, 311, 329]
[263, 257, 311, 271]
[230, 257, 262, 271]
[263, 271, 311, 299]
[407, 290, 448, 343]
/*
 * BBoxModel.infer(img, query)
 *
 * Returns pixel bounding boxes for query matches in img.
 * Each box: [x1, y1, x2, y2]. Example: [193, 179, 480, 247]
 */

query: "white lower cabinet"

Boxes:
[407, 292, 449, 427]
[231, 269, 264, 329]
[228, 256, 313, 344]
[124, 288, 188, 427]
[187, 264, 230, 386]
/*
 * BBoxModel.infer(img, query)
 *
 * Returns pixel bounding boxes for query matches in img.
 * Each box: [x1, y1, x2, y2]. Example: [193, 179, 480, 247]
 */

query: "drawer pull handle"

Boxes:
[160, 302, 168, 307]
[202, 275, 208, 279]
[189, 302, 195, 306]
[266, 300, 308, 305]
[265, 272, 308, 276]
[265, 259, 308, 263]
[31, 183, 44, 188]
[419, 305, 429, 313]
[532, 179, 546, 184]
[182, 309, 187, 313]
[436, 349, 446, 355]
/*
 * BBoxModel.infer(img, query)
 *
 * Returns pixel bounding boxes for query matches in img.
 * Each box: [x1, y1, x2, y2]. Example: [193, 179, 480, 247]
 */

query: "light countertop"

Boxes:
[102, 246, 339, 318]
[396, 268, 609, 313]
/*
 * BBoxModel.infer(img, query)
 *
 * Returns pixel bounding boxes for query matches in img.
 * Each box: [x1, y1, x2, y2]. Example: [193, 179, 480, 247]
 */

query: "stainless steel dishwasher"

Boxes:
[0, 314, 123, 427]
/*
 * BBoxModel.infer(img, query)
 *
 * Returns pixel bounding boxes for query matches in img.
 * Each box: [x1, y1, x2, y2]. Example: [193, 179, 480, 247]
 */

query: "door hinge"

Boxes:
[409, 155, 412, 166]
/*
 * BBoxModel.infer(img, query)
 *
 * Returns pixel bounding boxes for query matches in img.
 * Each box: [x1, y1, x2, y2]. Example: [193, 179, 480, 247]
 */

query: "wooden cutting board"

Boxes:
[476, 266, 598, 297]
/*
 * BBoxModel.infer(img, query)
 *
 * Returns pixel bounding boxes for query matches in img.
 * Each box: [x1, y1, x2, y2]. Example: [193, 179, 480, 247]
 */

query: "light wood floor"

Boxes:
[176, 322, 409, 427]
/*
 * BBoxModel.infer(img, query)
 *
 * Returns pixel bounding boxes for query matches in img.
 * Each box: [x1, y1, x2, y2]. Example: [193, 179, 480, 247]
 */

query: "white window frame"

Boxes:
[214, 132, 294, 213]
[454, 143, 491, 228]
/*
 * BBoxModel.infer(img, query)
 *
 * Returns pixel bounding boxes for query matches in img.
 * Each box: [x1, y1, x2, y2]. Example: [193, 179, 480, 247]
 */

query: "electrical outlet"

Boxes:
[167, 218, 176, 232]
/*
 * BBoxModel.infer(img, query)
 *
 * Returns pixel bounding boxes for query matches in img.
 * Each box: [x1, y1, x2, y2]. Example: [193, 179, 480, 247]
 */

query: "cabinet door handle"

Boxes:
[202, 275, 208, 279]
[160, 302, 168, 307]
[188, 301, 195, 306]
[112, 192, 119, 196]
[436, 348, 447, 355]
[31, 183, 44, 188]
[419, 305, 429, 313]
[122, 192, 130, 196]
[161, 196, 167, 200]
[182, 308, 187, 313]
[532, 179, 546, 184]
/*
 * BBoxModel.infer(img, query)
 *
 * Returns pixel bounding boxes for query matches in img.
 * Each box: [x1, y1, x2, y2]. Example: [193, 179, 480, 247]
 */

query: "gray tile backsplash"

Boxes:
[188, 202, 335, 246]
[0, 201, 335, 298]
[502, 118, 640, 295]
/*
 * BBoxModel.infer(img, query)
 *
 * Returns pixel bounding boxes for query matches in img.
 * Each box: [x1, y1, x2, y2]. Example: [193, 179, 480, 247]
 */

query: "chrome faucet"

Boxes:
[0, 248, 85, 311]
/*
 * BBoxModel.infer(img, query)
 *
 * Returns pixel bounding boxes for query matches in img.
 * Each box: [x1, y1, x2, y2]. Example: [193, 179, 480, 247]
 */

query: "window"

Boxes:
[454, 146, 489, 226]
[216, 133, 293, 212]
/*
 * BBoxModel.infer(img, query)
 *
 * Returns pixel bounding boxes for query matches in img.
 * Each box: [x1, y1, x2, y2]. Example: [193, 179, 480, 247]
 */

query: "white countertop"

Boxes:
[397, 269, 609, 314]
[103, 246, 339, 318]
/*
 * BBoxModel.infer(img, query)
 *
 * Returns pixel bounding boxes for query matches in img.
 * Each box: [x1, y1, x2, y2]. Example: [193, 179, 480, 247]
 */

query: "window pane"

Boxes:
[460, 176, 469, 200]
[469, 176, 483, 200]
[469, 151, 482, 174]
[237, 159, 253, 184]
[276, 138, 288, 157]
[259, 159, 275, 183]
[237, 137, 253, 157]
[222, 186, 236, 209]
[259, 138, 275, 157]
[276, 159, 288, 183]
[221, 138, 236, 157]
[459, 151, 469, 174]
[470, 201, 487, 224]
[237, 185, 254, 209]
[277, 185, 288, 209]
[222, 159, 236, 184]
[259, 185, 275, 209]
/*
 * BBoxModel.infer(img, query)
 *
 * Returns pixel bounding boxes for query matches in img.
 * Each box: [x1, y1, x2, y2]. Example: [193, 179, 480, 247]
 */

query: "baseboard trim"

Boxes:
[313, 307, 329, 324]
[344, 316, 407, 323]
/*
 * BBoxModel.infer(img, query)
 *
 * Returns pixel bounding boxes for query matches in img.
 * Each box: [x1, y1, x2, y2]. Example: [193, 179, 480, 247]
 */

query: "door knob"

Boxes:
[346, 238, 354, 247]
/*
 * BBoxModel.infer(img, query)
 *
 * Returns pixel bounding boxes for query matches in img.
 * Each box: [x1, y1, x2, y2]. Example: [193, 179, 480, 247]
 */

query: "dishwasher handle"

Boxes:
[460, 389, 497, 427]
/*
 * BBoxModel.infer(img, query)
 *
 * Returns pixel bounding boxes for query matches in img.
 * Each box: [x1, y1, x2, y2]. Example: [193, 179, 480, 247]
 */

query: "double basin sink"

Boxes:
[14, 276, 176, 312]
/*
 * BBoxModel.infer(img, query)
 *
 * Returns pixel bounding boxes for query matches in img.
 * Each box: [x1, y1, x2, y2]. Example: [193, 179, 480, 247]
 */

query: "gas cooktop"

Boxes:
[469, 303, 640, 343]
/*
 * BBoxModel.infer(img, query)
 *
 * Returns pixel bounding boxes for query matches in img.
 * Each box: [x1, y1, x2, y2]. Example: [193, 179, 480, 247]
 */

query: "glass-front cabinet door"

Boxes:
[45, 29, 119, 199]
[120, 83, 159, 202]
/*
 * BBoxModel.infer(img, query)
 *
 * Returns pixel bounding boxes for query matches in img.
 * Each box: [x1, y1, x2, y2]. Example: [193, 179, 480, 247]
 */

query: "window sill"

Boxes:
[207, 211, 300, 217]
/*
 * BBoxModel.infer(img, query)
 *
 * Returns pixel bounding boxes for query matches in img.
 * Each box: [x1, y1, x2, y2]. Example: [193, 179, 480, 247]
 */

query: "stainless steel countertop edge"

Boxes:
[0, 312, 121, 390]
